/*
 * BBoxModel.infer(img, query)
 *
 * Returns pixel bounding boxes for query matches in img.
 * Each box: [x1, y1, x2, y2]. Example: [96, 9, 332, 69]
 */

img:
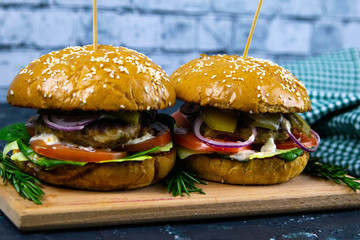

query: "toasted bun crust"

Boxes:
[8, 45, 175, 111]
[14, 148, 176, 191]
[181, 152, 309, 185]
[170, 55, 310, 113]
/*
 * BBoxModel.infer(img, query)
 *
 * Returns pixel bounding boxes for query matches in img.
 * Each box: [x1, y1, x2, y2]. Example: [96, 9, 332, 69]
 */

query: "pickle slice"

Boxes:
[242, 113, 282, 130]
[285, 113, 311, 137]
[202, 107, 238, 133]
[108, 111, 140, 124]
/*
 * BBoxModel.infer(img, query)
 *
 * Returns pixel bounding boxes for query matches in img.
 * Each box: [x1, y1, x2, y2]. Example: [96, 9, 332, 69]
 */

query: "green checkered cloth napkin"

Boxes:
[283, 48, 360, 177]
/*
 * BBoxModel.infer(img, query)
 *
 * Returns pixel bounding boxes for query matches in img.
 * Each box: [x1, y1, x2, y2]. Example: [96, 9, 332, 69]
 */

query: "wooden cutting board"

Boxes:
[1, 173, 360, 232]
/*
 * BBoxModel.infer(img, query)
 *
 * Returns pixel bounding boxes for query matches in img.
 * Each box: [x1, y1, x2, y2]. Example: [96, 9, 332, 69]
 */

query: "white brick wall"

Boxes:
[311, 20, 343, 54]
[198, 16, 232, 51]
[0, 10, 30, 45]
[0, 50, 41, 86]
[30, 10, 78, 48]
[234, 17, 269, 52]
[121, 14, 161, 49]
[1, 0, 360, 102]
[162, 17, 197, 51]
[281, 0, 323, 18]
[266, 18, 312, 55]
[134, 0, 210, 13]
[344, 23, 360, 49]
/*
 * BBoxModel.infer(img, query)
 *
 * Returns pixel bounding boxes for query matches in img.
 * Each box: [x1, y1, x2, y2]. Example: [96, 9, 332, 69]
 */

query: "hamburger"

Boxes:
[3, 45, 176, 191]
[170, 55, 320, 185]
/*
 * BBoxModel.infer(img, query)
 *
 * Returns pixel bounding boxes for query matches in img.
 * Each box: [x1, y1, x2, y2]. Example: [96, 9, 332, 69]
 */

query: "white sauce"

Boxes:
[260, 136, 276, 153]
[229, 150, 256, 161]
[31, 133, 61, 145]
[122, 132, 154, 146]
[30, 133, 98, 152]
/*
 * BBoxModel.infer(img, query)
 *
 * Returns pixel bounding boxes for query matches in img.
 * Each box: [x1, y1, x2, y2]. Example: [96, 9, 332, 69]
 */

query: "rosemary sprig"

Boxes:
[305, 157, 360, 191]
[166, 162, 207, 197]
[0, 153, 44, 204]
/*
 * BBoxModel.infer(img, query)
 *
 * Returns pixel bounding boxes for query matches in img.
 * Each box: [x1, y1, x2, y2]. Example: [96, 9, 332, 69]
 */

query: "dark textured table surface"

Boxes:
[1, 103, 360, 240]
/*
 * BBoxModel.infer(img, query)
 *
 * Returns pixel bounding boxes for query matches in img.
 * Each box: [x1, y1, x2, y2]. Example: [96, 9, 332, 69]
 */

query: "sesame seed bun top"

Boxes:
[7, 45, 176, 111]
[170, 55, 311, 114]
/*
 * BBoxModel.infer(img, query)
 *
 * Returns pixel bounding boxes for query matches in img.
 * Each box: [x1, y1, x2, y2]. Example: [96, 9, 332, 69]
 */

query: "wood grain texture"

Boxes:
[1, 173, 359, 232]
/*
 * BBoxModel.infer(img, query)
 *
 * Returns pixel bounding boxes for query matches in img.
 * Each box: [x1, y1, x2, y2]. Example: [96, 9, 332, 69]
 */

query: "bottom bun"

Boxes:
[182, 152, 309, 185]
[15, 148, 176, 191]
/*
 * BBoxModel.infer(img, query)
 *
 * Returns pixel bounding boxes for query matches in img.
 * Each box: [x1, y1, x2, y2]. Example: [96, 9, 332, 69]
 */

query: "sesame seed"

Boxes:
[147, 106, 150, 110]
[257, 86, 261, 90]
[257, 94, 261, 98]
[10, 90, 14, 95]
[120, 105, 125, 109]
[211, 75, 216, 79]
[72, 93, 76, 98]
[19, 68, 27, 75]
[103, 84, 107, 89]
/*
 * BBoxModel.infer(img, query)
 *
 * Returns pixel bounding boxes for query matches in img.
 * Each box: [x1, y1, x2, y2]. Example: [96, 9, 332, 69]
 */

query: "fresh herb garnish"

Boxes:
[0, 153, 44, 204]
[166, 162, 207, 197]
[305, 157, 360, 191]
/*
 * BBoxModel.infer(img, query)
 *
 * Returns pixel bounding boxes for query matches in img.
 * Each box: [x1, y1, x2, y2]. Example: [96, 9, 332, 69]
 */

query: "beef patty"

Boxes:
[29, 116, 151, 149]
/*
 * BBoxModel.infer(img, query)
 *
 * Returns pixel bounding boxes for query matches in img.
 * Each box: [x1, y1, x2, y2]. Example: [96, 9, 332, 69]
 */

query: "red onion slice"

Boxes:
[193, 116, 257, 148]
[42, 115, 85, 131]
[281, 118, 320, 152]
[50, 114, 101, 127]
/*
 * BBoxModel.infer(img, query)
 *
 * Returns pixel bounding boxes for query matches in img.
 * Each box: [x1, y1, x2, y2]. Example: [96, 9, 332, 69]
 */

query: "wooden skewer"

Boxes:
[93, 0, 98, 51]
[242, 0, 263, 59]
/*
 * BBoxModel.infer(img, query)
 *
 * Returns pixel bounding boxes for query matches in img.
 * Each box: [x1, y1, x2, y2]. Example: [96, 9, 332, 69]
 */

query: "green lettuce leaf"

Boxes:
[5, 139, 173, 169]
[278, 148, 304, 162]
[0, 123, 31, 143]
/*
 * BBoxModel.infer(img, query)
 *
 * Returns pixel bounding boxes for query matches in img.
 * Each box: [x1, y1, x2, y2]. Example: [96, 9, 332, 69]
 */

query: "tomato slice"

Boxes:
[174, 127, 252, 153]
[30, 140, 128, 162]
[119, 129, 171, 152]
[276, 131, 318, 150]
